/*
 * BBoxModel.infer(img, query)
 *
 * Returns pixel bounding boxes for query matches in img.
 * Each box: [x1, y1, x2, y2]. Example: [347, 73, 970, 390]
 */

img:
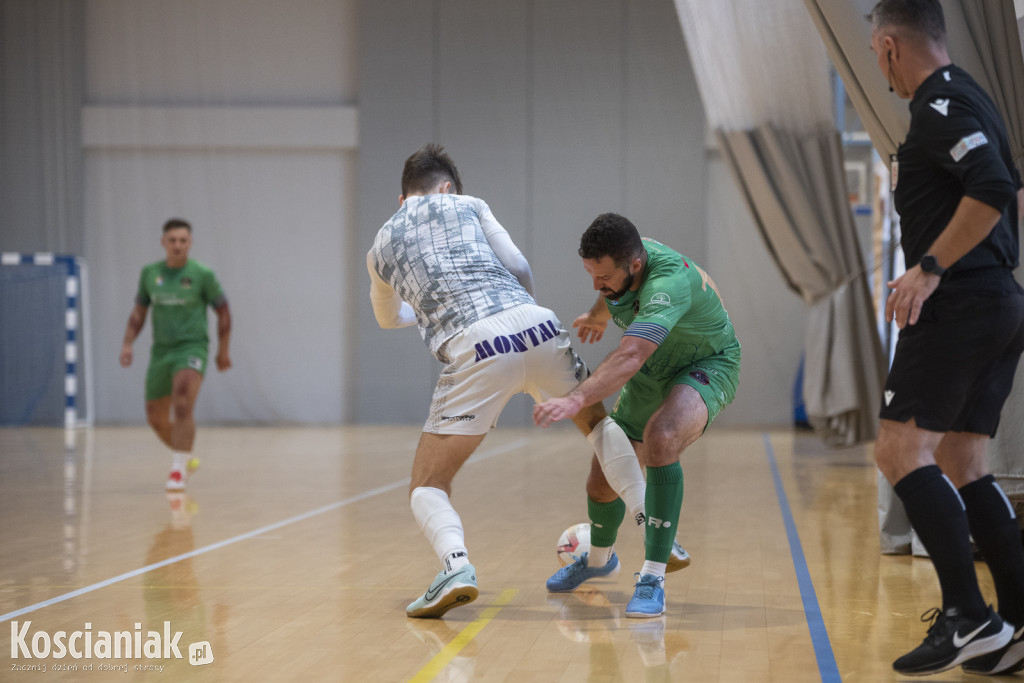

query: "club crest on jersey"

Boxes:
[690, 370, 710, 386]
[181, 277, 193, 289]
[155, 276, 164, 286]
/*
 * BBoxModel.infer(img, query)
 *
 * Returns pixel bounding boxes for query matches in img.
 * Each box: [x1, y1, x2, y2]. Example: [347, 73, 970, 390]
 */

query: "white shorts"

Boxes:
[425, 304, 588, 435]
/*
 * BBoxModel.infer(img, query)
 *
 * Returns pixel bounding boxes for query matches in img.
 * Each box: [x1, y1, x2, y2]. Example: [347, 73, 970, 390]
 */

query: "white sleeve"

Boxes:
[475, 200, 535, 297]
[366, 250, 417, 329]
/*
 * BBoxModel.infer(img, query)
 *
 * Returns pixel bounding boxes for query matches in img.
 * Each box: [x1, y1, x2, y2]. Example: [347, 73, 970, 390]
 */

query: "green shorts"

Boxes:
[610, 340, 741, 441]
[145, 345, 208, 401]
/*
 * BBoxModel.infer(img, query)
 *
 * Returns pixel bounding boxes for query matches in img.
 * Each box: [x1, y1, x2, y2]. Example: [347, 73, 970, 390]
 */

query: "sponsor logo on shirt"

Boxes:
[950, 132, 988, 162]
[639, 293, 671, 317]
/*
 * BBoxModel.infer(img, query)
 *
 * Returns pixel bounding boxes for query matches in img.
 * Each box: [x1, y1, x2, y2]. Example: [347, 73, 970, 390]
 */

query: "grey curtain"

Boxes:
[718, 126, 887, 446]
[956, 1, 1024, 170]
[0, 0, 84, 254]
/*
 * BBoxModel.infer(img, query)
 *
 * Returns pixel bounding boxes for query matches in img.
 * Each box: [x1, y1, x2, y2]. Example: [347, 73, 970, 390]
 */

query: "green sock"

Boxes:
[588, 496, 625, 548]
[644, 463, 684, 563]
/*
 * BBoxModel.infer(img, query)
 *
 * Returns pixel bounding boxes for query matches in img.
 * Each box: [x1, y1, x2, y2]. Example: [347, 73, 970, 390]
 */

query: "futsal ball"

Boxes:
[556, 523, 591, 566]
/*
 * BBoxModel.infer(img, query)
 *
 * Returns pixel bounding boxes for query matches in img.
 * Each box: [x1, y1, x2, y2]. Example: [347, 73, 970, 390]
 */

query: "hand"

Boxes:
[216, 349, 232, 371]
[119, 346, 133, 367]
[572, 313, 607, 344]
[533, 393, 585, 427]
[885, 265, 941, 329]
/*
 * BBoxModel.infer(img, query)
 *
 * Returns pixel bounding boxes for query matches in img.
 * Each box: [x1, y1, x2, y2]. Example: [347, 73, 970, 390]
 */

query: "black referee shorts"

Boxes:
[880, 270, 1024, 435]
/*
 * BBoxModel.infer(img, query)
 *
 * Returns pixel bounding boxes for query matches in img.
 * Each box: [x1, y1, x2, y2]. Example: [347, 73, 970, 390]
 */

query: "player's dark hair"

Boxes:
[401, 144, 464, 196]
[867, 0, 945, 45]
[162, 218, 192, 233]
[578, 213, 644, 268]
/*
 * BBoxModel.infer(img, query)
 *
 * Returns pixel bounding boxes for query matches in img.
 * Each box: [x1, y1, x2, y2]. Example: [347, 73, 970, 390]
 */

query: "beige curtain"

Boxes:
[718, 127, 886, 446]
[674, 0, 887, 447]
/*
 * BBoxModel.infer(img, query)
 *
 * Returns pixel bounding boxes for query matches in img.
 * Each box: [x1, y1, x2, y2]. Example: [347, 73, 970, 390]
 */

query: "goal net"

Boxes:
[0, 253, 92, 428]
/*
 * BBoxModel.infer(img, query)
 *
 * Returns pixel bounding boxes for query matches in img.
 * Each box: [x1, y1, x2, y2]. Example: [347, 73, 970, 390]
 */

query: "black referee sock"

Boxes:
[894, 465, 987, 621]
[961, 474, 1024, 629]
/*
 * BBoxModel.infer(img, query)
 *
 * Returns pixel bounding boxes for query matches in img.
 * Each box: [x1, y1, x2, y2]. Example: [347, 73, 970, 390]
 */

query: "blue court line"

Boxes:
[0, 438, 528, 624]
[762, 433, 841, 682]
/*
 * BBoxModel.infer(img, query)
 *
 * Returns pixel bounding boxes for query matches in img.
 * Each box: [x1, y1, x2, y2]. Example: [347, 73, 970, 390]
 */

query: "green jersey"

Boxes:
[136, 258, 226, 349]
[606, 239, 737, 379]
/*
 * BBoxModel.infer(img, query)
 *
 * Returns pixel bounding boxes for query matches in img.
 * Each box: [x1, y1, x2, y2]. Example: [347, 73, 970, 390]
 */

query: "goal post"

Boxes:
[0, 252, 93, 430]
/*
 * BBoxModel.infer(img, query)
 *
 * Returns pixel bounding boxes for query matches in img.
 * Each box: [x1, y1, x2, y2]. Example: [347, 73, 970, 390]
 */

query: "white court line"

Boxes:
[0, 437, 528, 624]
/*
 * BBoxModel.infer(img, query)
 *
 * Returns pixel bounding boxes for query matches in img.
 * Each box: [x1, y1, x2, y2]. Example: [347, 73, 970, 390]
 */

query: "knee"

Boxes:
[572, 403, 608, 434]
[643, 427, 681, 467]
[146, 405, 168, 431]
[170, 393, 194, 421]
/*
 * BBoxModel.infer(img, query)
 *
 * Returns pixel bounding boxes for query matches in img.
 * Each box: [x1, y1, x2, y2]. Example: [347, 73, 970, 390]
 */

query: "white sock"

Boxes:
[171, 451, 189, 471]
[640, 560, 666, 580]
[410, 486, 470, 572]
[588, 545, 614, 568]
[588, 417, 646, 525]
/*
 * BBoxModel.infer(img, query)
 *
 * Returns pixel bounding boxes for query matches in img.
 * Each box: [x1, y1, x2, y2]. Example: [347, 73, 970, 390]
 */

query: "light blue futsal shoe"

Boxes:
[546, 551, 620, 592]
[625, 573, 666, 618]
[406, 564, 478, 618]
[667, 540, 691, 572]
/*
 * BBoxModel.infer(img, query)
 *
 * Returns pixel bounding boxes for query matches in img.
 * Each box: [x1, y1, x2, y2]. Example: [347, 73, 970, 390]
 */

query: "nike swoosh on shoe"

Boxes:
[425, 573, 462, 601]
[953, 619, 991, 649]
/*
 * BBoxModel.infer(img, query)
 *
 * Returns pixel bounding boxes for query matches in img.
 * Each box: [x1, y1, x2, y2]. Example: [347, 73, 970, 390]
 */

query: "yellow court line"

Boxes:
[408, 588, 518, 683]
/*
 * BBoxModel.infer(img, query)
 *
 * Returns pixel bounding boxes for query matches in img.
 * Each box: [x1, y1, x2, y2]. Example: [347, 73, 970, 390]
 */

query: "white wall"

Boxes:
[703, 150, 807, 426]
[83, 0, 358, 423]
[71, 0, 806, 427]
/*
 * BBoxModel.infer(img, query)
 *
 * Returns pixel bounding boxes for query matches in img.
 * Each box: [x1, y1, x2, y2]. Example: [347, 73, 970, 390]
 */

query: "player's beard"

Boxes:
[603, 268, 635, 301]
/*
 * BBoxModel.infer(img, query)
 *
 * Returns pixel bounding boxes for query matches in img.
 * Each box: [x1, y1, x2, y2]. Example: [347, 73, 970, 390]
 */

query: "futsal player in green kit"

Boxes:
[535, 213, 740, 617]
[120, 218, 232, 491]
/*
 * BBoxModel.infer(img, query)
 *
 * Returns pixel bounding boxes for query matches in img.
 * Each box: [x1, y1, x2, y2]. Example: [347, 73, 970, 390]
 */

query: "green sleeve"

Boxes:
[135, 265, 151, 306]
[203, 267, 226, 307]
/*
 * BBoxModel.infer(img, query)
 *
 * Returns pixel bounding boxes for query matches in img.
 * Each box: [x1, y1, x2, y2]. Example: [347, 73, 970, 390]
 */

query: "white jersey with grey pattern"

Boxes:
[370, 194, 535, 360]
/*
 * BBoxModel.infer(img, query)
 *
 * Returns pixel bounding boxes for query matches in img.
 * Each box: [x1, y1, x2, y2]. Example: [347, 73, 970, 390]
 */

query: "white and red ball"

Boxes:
[556, 523, 591, 566]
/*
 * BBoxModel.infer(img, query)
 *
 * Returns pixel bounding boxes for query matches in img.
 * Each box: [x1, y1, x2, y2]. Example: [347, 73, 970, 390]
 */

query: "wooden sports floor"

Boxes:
[0, 425, 998, 682]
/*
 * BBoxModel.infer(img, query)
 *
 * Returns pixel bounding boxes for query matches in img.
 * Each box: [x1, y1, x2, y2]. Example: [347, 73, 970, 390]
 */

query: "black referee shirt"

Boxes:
[894, 63, 1021, 274]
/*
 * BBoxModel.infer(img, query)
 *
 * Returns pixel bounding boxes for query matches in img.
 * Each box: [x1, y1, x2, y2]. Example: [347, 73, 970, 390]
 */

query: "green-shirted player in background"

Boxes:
[119, 218, 232, 491]
[535, 212, 741, 618]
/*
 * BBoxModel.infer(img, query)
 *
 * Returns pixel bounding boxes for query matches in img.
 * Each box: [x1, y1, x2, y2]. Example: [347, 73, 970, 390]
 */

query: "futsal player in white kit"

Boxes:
[368, 144, 649, 618]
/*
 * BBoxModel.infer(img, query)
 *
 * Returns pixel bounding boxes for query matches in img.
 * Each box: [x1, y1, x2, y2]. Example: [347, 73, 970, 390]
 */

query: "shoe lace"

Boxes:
[632, 573, 664, 600]
[919, 607, 957, 646]
[563, 553, 591, 578]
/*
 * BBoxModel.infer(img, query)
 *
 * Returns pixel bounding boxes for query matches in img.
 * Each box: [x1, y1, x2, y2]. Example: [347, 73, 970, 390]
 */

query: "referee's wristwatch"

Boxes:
[920, 254, 947, 277]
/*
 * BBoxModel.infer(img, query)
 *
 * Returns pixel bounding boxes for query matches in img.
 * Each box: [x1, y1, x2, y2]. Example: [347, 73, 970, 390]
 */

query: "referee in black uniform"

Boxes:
[869, 0, 1024, 676]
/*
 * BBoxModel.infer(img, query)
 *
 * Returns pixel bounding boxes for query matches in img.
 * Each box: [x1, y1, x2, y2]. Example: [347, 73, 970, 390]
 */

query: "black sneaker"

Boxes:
[893, 606, 1012, 676]
[962, 622, 1024, 675]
